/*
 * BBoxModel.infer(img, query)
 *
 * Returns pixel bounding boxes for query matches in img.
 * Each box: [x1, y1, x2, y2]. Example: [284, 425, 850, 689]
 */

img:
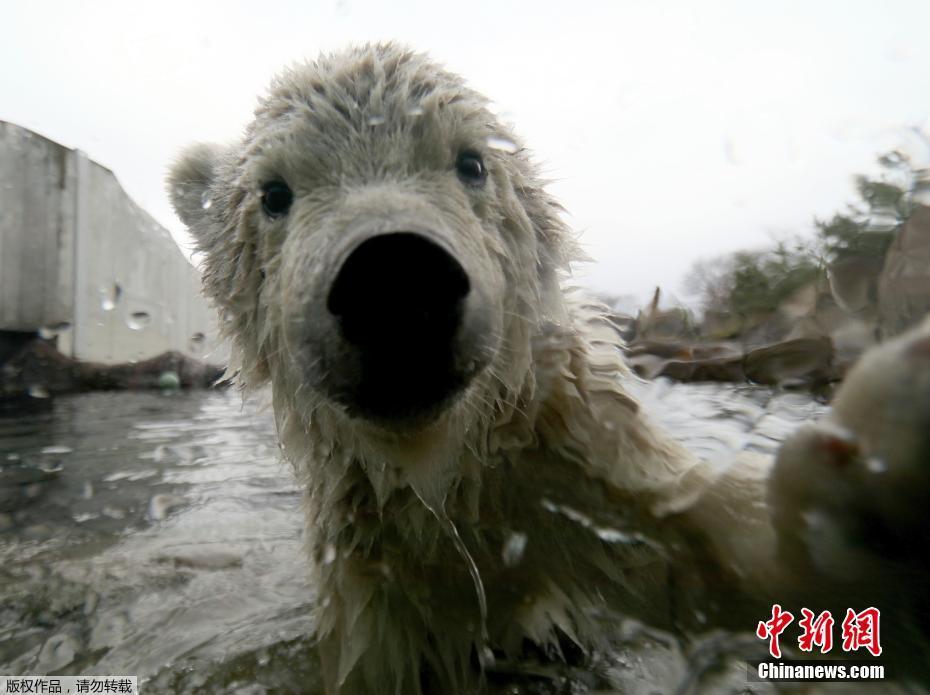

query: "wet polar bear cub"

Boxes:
[169, 44, 929, 693]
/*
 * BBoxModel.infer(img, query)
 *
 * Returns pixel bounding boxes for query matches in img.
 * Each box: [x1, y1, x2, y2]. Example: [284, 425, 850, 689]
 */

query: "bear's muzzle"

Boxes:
[309, 225, 497, 429]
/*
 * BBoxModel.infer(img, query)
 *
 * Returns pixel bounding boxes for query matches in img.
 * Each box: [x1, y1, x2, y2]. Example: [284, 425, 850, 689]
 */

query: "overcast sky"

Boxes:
[4, 0, 930, 308]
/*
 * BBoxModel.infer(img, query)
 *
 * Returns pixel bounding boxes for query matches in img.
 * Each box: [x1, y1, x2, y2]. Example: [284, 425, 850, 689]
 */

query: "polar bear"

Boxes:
[168, 44, 929, 693]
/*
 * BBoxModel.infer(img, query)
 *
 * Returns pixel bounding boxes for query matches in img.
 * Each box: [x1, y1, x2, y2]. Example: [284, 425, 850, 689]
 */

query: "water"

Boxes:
[0, 382, 874, 694]
[0, 390, 319, 693]
[420, 500, 496, 673]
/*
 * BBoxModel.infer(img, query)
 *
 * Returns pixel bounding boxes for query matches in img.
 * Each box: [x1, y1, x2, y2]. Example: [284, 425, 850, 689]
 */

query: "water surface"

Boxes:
[0, 383, 848, 693]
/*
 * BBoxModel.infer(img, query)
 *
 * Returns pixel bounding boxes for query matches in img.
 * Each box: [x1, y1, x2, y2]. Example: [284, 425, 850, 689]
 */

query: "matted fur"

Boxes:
[169, 44, 929, 693]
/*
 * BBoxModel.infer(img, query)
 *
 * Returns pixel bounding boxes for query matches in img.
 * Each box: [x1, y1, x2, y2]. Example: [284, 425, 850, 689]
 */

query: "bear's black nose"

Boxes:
[328, 232, 470, 347]
[325, 232, 480, 425]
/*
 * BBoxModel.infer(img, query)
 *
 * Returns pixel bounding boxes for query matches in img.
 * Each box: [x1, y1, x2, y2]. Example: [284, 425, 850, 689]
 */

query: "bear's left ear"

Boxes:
[167, 143, 225, 236]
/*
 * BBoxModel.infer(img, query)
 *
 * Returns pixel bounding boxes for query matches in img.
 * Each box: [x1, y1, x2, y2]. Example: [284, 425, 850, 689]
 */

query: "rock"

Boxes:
[743, 336, 834, 386]
[828, 255, 884, 318]
[626, 340, 744, 382]
[657, 355, 746, 382]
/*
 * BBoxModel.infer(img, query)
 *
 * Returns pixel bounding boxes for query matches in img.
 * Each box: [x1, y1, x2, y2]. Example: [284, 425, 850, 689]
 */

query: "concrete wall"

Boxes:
[0, 123, 75, 331]
[0, 121, 226, 365]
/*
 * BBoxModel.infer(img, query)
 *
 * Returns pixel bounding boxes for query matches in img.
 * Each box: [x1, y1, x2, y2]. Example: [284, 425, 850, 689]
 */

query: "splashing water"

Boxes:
[501, 531, 527, 567]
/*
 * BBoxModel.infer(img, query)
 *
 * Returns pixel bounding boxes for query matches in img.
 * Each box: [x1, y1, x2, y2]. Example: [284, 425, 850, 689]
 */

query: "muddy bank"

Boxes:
[625, 336, 837, 390]
[0, 339, 226, 407]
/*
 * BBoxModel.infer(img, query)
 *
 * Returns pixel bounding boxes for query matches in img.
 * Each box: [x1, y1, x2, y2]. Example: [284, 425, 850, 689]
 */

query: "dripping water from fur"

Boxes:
[413, 490, 496, 673]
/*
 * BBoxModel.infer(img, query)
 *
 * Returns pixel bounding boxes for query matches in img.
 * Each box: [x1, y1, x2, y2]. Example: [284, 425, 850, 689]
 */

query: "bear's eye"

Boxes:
[455, 151, 487, 186]
[261, 180, 294, 218]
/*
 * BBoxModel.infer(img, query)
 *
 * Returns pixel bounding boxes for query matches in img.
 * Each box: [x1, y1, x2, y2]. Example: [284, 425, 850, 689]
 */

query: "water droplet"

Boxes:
[367, 115, 386, 127]
[100, 283, 122, 311]
[594, 527, 648, 545]
[27, 384, 50, 399]
[201, 191, 213, 210]
[188, 331, 206, 354]
[485, 135, 518, 154]
[38, 322, 72, 339]
[406, 105, 424, 117]
[501, 531, 527, 567]
[127, 311, 151, 330]
[322, 544, 337, 564]
[40, 445, 72, 455]
[866, 457, 888, 474]
[477, 645, 496, 670]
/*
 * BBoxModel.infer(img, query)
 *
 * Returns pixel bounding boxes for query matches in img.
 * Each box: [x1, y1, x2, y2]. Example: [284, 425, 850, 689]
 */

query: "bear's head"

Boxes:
[169, 44, 576, 441]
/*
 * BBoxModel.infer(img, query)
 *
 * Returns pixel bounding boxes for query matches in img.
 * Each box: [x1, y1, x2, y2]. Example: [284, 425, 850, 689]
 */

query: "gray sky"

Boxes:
[4, 0, 930, 307]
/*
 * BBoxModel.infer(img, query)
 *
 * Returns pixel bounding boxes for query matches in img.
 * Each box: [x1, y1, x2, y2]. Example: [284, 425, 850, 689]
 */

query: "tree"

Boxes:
[815, 141, 929, 264]
[686, 238, 822, 320]
[687, 137, 930, 323]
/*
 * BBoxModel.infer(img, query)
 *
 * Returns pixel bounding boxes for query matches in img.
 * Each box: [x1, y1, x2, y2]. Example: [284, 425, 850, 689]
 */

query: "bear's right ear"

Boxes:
[167, 143, 224, 234]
